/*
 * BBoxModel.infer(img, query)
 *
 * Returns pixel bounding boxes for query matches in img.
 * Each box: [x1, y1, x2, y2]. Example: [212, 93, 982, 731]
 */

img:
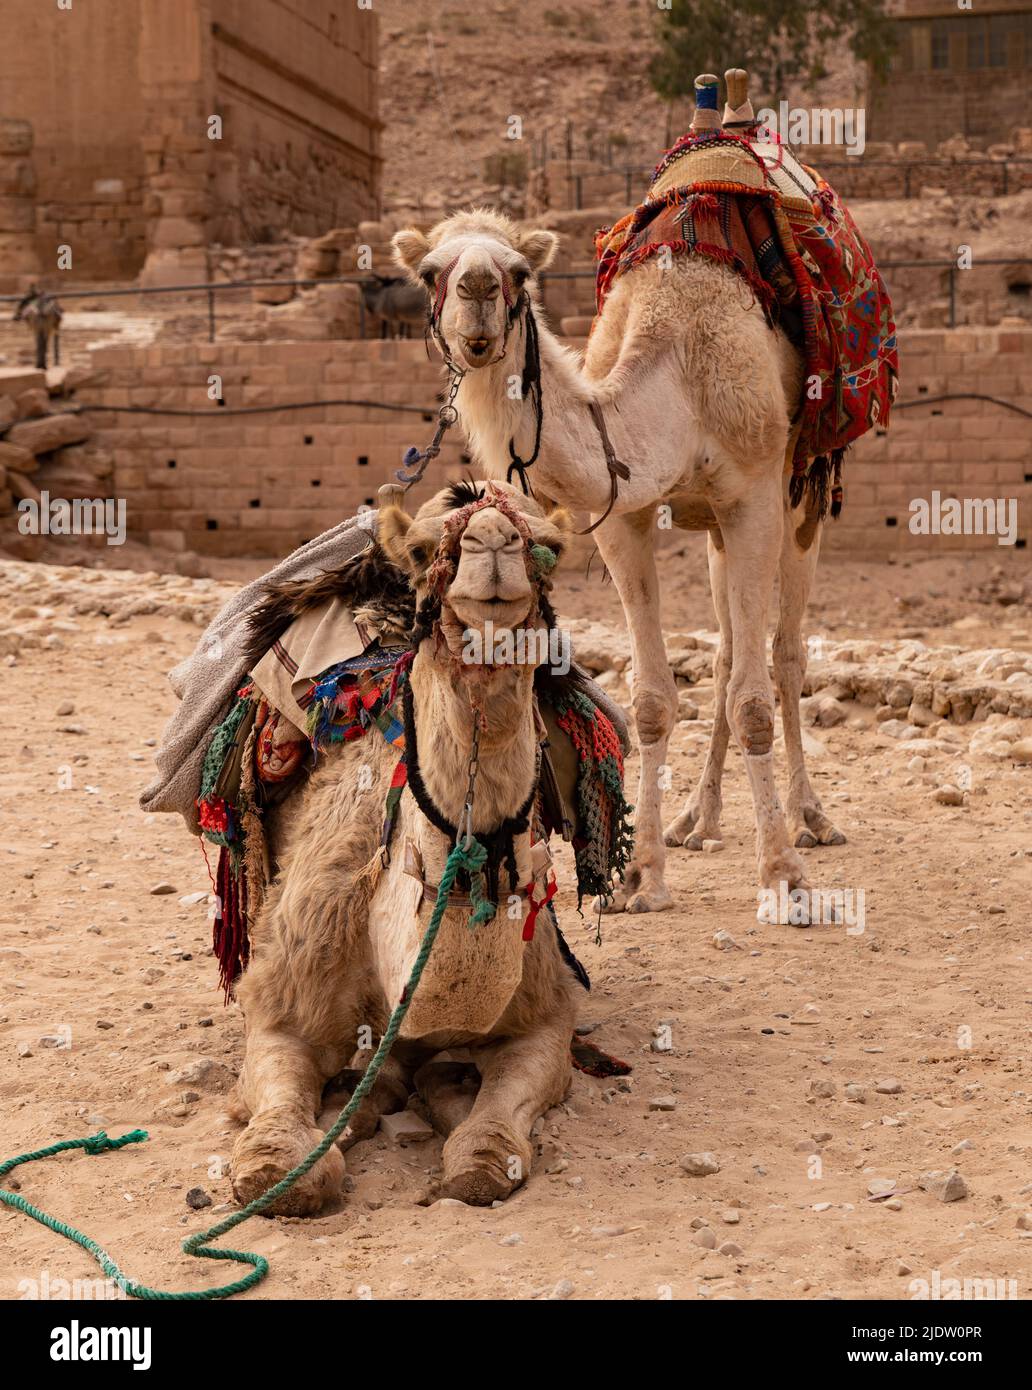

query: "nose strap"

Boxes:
[432, 254, 514, 325]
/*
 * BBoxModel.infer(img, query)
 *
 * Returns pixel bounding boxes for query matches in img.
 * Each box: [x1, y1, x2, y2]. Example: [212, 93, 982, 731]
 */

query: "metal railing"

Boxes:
[564, 157, 1032, 210]
[1, 259, 1028, 341]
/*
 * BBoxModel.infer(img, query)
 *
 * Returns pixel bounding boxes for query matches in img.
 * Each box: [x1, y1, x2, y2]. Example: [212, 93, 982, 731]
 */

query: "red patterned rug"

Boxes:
[594, 128, 899, 516]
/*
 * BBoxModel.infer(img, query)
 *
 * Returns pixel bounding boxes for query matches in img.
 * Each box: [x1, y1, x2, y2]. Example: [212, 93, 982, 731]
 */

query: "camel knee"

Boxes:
[632, 685, 677, 745]
[730, 691, 774, 756]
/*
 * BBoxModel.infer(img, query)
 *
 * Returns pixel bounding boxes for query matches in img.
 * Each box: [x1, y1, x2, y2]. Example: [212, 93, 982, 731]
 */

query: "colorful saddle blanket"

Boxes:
[594, 128, 898, 514]
[197, 643, 633, 996]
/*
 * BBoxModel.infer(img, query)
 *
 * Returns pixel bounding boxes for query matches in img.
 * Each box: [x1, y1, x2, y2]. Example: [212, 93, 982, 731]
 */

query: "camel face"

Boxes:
[445, 506, 536, 631]
[392, 213, 559, 369]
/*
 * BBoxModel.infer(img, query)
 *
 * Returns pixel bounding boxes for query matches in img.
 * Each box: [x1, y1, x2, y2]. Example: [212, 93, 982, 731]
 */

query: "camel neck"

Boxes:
[407, 650, 539, 833]
[454, 314, 616, 515]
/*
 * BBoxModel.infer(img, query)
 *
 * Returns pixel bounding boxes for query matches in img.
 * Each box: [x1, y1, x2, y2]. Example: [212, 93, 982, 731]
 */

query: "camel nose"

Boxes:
[460, 514, 521, 552]
[457, 268, 501, 302]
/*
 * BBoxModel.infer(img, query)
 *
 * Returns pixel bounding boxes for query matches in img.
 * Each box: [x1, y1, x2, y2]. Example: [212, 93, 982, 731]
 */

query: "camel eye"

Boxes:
[420, 267, 436, 290]
[410, 542, 434, 568]
[511, 265, 530, 289]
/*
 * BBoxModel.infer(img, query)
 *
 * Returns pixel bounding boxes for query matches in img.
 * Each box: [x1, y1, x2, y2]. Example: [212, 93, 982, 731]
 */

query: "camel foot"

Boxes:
[791, 803, 847, 849]
[438, 1118, 529, 1206]
[663, 801, 722, 850]
[231, 1105, 345, 1217]
[599, 863, 674, 914]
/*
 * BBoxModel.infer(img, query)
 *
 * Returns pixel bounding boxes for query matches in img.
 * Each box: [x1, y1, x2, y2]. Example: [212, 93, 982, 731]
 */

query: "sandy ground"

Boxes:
[1, 541, 1031, 1303]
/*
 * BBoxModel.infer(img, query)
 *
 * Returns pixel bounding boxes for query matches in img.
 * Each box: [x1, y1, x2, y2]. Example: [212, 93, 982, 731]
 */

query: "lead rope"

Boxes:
[0, 833, 490, 1301]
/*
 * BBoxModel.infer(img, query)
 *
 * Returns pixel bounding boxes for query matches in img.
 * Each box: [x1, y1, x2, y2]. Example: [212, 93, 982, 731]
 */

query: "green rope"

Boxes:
[0, 835, 489, 1301]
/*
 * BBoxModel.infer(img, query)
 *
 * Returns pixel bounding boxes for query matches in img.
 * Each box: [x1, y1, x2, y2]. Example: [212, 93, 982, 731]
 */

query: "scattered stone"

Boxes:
[721, 1209, 741, 1224]
[149, 882, 176, 895]
[712, 929, 738, 951]
[875, 1078, 903, 1095]
[867, 1177, 897, 1197]
[885, 1198, 903, 1211]
[693, 1227, 716, 1249]
[952, 1139, 974, 1157]
[718, 1241, 743, 1257]
[648, 1095, 677, 1111]
[933, 785, 965, 806]
[680, 1152, 720, 1176]
[548, 1279, 574, 1300]
[809, 1078, 837, 1099]
[17, 1041, 32, 1058]
[185, 1187, 212, 1210]
[844, 1083, 866, 1103]
[178, 891, 209, 907]
[169, 1058, 235, 1093]
[918, 1169, 969, 1203]
[56, 701, 75, 716]
[499, 1233, 523, 1247]
[702, 839, 724, 854]
[95, 1019, 114, 1030]
[812, 1202, 833, 1212]
[1016, 1213, 1032, 1231]
[379, 1110, 434, 1144]
[897, 1259, 914, 1276]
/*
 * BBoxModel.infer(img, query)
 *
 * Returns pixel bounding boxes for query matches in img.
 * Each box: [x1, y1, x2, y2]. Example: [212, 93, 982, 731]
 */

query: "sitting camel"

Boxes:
[229, 482, 587, 1215]
[392, 212, 846, 916]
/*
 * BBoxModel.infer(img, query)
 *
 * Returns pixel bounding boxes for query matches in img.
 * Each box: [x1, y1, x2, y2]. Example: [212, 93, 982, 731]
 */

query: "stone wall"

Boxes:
[82, 328, 1031, 558]
[2, 0, 380, 283]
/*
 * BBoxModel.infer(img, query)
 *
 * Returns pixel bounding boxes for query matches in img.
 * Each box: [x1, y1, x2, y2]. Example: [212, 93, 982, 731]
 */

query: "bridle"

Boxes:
[396, 250, 630, 532]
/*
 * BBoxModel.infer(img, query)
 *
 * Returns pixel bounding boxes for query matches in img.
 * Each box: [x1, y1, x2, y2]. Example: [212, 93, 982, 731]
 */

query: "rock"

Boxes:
[809, 1078, 837, 1099]
[702, 839, 724, 854]
[680, 1152, 720, 1176]
[933, 785, 965, 806]
[5, 412, 90, 455]
[55, 701, 74, 716]
[885, 1198, 903, 1211]
[379, 1110, 434, 1144]
[812, 1202, 832, 1212]
[548, 1278, 574, 1299]
[718, 1240, 743, 1257]
[844, 1083, 867, 1103]
[1016, 1213, 1032, 1231]
[185, 1187, 212, 1210]
[178, 891, 209, 906]
[918, 1169, 968, 1203]
[721, 1209, 741, 1224]
[874, 1078, 903, 1095]
[170, 1058, 235, 1093]
[867, 1177, 896, 1197]
[499, 1233, 523, 1247]
[0, 441, 38, 473]
[952, 1139, 974, 1156]
[814, 696, 848, 728]
[1011, 738, 1032, 763]
[692, 1226, 716, 1248]
[149, 882, 176, 895]
[95, 1019, 114, 1030]
[648, 1095, 677, 1111]
[712, 929, 738, 951]
[897, 1259, 914, 1276]
[17, 1041, 32, 1058]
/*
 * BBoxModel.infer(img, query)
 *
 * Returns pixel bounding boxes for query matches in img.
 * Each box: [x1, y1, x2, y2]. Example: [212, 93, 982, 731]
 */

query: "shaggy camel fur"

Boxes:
[229, 482, 579, 1215]
[392, 210, 844, 918]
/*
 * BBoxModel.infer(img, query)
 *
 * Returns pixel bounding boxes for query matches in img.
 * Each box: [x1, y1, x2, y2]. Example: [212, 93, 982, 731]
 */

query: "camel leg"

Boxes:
[716, 474, 810, 897]
[664, 529, 732, 849]
[592, 509, 677, 912]
[230, 1021, 347, 1217]
[438, 1015, 574, 1206]
[774, 503, 847, 848]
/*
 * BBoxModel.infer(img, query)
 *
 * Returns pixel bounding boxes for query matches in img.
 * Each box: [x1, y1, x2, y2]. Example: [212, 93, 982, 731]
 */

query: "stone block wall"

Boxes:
[83, 328, 1030, 558]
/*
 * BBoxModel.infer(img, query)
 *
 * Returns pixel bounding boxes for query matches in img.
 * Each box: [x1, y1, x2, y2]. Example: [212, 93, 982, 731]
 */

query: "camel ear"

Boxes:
[529, 506, 572, 562]
[377, 504, 414, 569]
[391, 228, 431, 284]
[517, 228, 559, 274]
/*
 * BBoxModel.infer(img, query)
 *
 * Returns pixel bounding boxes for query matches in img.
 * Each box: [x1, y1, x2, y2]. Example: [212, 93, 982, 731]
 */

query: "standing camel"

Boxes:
[229, 482, 587, 1214]
[392, 199, 851, 916]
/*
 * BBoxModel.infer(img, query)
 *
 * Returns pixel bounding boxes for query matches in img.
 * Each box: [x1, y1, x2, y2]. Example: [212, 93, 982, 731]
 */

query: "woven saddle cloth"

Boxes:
[594, 129, 899, 509]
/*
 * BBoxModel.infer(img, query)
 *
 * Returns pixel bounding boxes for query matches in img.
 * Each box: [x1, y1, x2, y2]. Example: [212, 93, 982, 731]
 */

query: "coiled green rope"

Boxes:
[0, 836, 489, 1301]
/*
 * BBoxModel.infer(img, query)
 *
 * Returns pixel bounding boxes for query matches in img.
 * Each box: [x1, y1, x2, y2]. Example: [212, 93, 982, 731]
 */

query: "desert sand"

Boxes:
[2, 538, 1030, 1302]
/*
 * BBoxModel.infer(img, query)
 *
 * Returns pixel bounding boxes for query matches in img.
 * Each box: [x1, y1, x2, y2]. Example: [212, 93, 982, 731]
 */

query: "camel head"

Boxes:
[391, 210, 558, 370]
[379, 480, 570, 671]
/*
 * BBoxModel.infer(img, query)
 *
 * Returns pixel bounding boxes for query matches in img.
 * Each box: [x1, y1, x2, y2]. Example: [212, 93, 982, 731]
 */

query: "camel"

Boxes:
[391, 209, 844, 919]
[228, 481, 585, 1215]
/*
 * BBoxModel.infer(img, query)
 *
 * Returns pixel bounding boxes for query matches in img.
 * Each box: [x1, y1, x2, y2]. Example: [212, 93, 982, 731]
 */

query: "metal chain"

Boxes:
[457, 713, 481, 849]
[396, 362, 466, 486]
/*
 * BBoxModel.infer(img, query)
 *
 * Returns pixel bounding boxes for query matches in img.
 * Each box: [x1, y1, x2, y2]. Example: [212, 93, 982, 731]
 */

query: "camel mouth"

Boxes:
[459, 334, 497, 366]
